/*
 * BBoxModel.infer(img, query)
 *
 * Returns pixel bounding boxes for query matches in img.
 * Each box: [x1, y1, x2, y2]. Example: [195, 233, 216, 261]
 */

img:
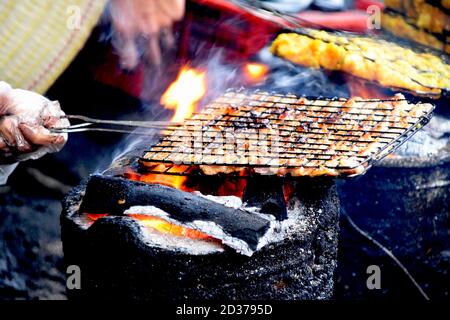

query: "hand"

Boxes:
[0, 82, 69, 164]
[110, 0, 185, 69]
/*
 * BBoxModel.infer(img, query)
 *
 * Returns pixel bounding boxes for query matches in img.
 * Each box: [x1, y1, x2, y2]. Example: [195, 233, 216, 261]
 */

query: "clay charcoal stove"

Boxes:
[337, 111, 450, 299]
[63, 175, 340, 300]
[61, 90, 434, 300]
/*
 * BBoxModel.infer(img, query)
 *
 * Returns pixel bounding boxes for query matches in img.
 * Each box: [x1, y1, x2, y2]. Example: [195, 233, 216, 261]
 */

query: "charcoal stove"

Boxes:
[337, 114, 450, 299]
[62, 175, 339, 300]
[61, 89, 433, 300]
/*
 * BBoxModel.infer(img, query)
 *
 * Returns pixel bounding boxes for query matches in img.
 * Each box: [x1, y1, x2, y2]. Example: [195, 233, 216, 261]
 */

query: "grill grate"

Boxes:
[139, 90, 434, 178]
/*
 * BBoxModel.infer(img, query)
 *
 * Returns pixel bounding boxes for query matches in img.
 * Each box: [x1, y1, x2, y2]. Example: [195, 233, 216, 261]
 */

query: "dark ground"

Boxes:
[0, 170, 66, 300]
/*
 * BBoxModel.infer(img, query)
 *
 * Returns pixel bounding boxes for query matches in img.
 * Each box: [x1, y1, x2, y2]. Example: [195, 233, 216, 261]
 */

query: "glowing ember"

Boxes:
[124, 167, 187, 190]
[86, 213, 215, 241]
[244, 62, 268, 83]
[87, 213, 108, 222]
[161, 66, 207, 122]
[127, 214, 215, 240]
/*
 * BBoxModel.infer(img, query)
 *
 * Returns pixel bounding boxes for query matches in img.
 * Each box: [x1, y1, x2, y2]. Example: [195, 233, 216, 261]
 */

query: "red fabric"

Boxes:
[179, 0, 281, 61]
[354, 0, 384, 11]
[94, 51, 144, 99]
[297, 10, 370, 33]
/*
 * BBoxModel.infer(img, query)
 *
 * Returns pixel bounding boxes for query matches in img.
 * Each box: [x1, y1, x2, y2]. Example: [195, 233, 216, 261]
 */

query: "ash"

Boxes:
[256, 49, 350, 98]
[140, 227, 224, 255]
[193, 192, 243, 209]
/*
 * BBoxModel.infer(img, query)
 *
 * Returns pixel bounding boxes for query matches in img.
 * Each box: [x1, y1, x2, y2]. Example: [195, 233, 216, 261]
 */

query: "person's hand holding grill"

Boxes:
[0, 81, 69, 165]
[110, 0, 185, 69]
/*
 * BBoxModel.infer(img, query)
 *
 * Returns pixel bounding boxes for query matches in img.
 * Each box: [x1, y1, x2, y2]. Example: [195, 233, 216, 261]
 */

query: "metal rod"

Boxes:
[51, 115, 182, 134]
[64, 115, 181, 128]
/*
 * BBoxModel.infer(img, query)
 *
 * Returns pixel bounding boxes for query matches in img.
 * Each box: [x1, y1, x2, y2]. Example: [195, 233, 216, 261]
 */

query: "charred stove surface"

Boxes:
[243, 176, 287, 220]
[61, 176, 340, 300]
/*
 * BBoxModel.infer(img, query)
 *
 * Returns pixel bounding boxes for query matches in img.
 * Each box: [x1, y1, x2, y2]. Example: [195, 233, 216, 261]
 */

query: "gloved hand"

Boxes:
[110, 0, 185, 69]
[0, 81, 69, 165]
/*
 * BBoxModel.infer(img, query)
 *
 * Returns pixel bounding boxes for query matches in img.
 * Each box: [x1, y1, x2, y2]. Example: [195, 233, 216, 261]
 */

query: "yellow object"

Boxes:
[381, 12, 448, 53]
[443, 0, 450, 10]
[382, 0, 449, 54]
[270, 31, 450, 95]
[0, 0, 107, 94]
[384, 0, 449, 34]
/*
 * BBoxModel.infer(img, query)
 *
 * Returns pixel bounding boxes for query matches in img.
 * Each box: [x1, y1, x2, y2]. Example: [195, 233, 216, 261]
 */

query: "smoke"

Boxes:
[256, 49, 350, 97]
[395, 115, 450, 158]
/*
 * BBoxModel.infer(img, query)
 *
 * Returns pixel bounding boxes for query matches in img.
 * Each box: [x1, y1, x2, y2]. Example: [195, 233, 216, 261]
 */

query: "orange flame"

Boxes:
[244, 62, 268, 84]
[86, 213, 108, 222]
[127, 214, 214, 240]
[161, 66, 207, 122]
[86, 213, 215, 241]
[124, 167, 187, 190]
[346, 76, 391, 99]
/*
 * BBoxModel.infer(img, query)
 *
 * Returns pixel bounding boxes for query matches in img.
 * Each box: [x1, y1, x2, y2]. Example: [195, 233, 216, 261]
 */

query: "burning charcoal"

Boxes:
[62, 175, 340, 300]
[79, 175, 272, 252]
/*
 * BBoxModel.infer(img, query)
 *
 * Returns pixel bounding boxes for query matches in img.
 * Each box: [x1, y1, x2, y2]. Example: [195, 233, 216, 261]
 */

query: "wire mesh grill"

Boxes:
[139, 90, 434, 178]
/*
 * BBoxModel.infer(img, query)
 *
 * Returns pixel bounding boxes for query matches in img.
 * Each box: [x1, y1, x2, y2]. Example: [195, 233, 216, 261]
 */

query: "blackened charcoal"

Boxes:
[79, 175, 272, 250]
[243, 176, 287, 220]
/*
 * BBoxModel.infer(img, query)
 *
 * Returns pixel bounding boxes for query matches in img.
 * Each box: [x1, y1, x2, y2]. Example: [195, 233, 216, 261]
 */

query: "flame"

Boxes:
[86, 213, 215, 241]
[244, 62, 268, 84]
[283, 181, 295, 204]
[161, 66, 207, 122]
[346, 77, 391, 99]
[124, 167, 187, 190]
[127, 214, 215, 240]
[86, 213, 108, 222]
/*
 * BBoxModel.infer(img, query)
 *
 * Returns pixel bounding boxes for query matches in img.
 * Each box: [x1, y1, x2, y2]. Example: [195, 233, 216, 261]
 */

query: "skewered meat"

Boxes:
[270, 31, 450, 95]
[382, 11, 449, 54]
[384, 0, 449, 34]
[139, 91, 433, 178]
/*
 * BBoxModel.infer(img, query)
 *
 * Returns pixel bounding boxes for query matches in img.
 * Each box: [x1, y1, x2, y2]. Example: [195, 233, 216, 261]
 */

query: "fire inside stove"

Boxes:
[86, 213, 215, 241]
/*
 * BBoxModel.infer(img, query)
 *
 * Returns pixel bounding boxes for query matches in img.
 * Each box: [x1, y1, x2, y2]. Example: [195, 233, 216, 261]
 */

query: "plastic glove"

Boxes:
[0, 81, 69, 165]
[110, 0, 185, 69]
